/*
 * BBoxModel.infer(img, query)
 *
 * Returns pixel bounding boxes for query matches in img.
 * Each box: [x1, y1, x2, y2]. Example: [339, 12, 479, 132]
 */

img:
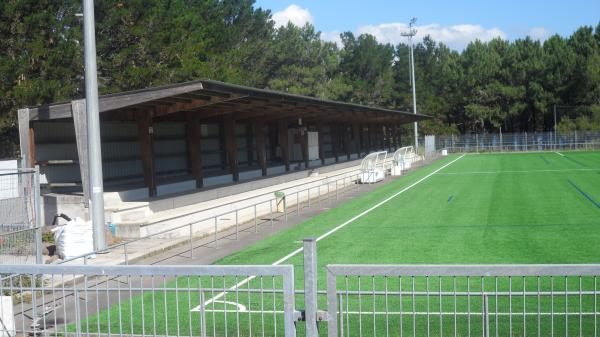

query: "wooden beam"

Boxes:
[366, 125, 372, 152]
[245, 123, 254, 166]
[300, 128, 309, 169]
[70, 101, 91, 209]
[385, 125, 394, 152]
[135, 110, 157, 197]
[253, 121, 267, 176]
[153, 95, 244, 118]
[344, 124, 351, 160]
[218, 123, 227, 170]
[317, 123, 325, 165]
[330, 123, 339, 162]
[352, 123, 361, 157]
[185, 112, 203, 188]
[278, 120, 290, 171]
[224, 118, 239, 181]
[358, 124, 365, 156]
[17, 109, 32, 168]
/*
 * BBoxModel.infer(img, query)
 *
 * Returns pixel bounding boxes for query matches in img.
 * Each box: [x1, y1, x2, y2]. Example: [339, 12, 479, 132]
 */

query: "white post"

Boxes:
[0, 296, 15, 337]
[410, 34, 418, 149]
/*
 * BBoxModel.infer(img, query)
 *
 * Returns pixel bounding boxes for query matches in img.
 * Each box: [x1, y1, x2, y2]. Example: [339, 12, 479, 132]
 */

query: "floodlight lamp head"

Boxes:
[410, 17, 417, 25]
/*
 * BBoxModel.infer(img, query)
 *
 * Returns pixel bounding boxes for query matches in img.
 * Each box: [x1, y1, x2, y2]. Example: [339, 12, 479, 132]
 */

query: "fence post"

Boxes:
[254, 204, 258, 233]
[189, 224, 194, 258]
[34, 166, 43, 264]
[214, 217, 218, 248]
[303, 237, 319, 337]
[326, 266, 338, 337]
[483, 294, 490, 337]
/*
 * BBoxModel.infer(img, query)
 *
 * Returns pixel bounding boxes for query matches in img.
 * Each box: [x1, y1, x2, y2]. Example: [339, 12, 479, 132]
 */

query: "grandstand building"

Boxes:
[17, 80, 428, 236]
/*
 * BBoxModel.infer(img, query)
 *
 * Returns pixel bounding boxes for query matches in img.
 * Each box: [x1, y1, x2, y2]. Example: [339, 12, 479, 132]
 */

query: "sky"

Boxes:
[254, 0, 600, 50]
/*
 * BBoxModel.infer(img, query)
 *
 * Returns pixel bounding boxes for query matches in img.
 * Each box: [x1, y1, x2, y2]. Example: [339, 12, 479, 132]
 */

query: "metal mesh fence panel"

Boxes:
[0, 168, 41, 264]
[327, 265, 600, 337]
[433, 131, 600, 153]
[0, 264, 296, 337]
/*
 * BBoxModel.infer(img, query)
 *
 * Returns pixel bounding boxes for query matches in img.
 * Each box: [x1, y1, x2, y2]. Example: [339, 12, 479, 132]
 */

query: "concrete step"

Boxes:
[111, 164, 363, 239]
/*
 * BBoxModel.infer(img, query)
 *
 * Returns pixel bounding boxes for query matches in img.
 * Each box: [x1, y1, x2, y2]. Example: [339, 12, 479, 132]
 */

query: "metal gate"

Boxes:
[0, 167, 42, 265]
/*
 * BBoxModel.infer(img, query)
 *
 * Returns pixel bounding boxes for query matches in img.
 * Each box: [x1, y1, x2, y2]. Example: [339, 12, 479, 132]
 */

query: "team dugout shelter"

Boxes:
[17, 80, 429, 201]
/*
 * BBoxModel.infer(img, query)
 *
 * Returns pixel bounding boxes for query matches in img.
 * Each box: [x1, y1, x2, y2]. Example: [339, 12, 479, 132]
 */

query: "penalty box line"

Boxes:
[192, 154, 466, 312]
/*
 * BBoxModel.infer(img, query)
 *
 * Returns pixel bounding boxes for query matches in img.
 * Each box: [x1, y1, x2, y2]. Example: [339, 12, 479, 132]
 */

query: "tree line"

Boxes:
[1, 0, 599, 157]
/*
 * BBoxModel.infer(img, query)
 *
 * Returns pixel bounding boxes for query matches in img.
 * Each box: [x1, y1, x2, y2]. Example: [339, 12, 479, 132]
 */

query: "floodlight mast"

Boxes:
[83, 0, 106, 250]
[401, 18, 418, 149]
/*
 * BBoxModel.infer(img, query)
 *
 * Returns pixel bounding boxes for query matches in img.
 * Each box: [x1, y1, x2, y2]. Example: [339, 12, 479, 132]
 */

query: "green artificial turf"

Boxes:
[73, 151, 600, 336]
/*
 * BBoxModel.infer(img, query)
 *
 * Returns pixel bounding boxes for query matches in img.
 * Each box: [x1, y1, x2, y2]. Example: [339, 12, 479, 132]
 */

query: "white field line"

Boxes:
[555, 151, 565, 157]
[194, 154, 466, 311]
[436, 168, 598, 175]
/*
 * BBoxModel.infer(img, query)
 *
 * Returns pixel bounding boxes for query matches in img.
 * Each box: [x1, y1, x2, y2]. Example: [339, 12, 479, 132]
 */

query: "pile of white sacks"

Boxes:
[52, 217, 96, 260]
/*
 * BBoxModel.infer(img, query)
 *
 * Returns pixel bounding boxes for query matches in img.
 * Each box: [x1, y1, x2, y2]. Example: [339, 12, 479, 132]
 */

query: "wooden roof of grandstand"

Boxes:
[25, 79, 430, 124]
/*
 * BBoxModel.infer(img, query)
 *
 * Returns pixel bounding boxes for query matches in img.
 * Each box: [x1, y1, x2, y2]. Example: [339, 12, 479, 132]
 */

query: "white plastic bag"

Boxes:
[52, 217, 96, 260]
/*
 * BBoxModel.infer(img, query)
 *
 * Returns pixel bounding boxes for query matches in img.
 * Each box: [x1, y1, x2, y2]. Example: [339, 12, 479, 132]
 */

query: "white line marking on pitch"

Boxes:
[555, 151, 565, 157]
[437, 168, 597, 175]
[193, 154, 466, 311]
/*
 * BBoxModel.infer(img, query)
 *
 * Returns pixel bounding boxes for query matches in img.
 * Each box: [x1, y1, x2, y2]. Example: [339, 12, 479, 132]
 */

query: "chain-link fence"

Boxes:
[433, 131, 600, 153]
[0, 167, 42, 264]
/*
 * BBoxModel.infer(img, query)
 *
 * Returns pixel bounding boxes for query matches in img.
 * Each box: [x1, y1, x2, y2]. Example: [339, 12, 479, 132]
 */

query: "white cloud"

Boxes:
[527, 27, 551, 41]
[321, 30, 342, 46]
[272, 4, 313, 28]
[349, 22, 506, 50]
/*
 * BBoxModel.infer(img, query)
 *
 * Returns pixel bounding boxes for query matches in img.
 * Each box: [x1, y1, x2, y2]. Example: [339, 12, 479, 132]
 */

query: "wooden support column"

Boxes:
[397, 124, 403, 148]
[366, 125, 372, 152]
[135, 110, 157, 197]
[300, 128, 309, 169]
[359, 124, 365, 156]
[218, 123, 227, 170]
[386, 125, 392, 152]
[224, 118, 239, 181]
[278, 120, 290, 171]
[253, 121, 267, 176]
[344, 125, 351, 160]
[18, 108, 33, 168]
[330, 123, 339, 162]
[268, 123, 278, 160]
[317, 123, 325, 165]
[185, 112, 203, 188]
[352, 123, 361, 157]
[71, 101, 90, 208]
[245, 123, 254, 166]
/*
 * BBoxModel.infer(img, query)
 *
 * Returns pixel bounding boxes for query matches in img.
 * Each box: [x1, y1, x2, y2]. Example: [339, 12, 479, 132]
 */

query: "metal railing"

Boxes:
[0, 263, 296, 337]
[58, 148, 444, 266]
[59, 169, 366, 265]
[435, 131, 600, 153]
[326, 264, 600, 337]
[4, 238, 598, 337]
[0, 167, 42, 264]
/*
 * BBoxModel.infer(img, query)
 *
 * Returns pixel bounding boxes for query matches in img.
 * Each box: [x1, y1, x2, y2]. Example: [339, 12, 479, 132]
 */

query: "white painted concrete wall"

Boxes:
[0, 159, 18, 200]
